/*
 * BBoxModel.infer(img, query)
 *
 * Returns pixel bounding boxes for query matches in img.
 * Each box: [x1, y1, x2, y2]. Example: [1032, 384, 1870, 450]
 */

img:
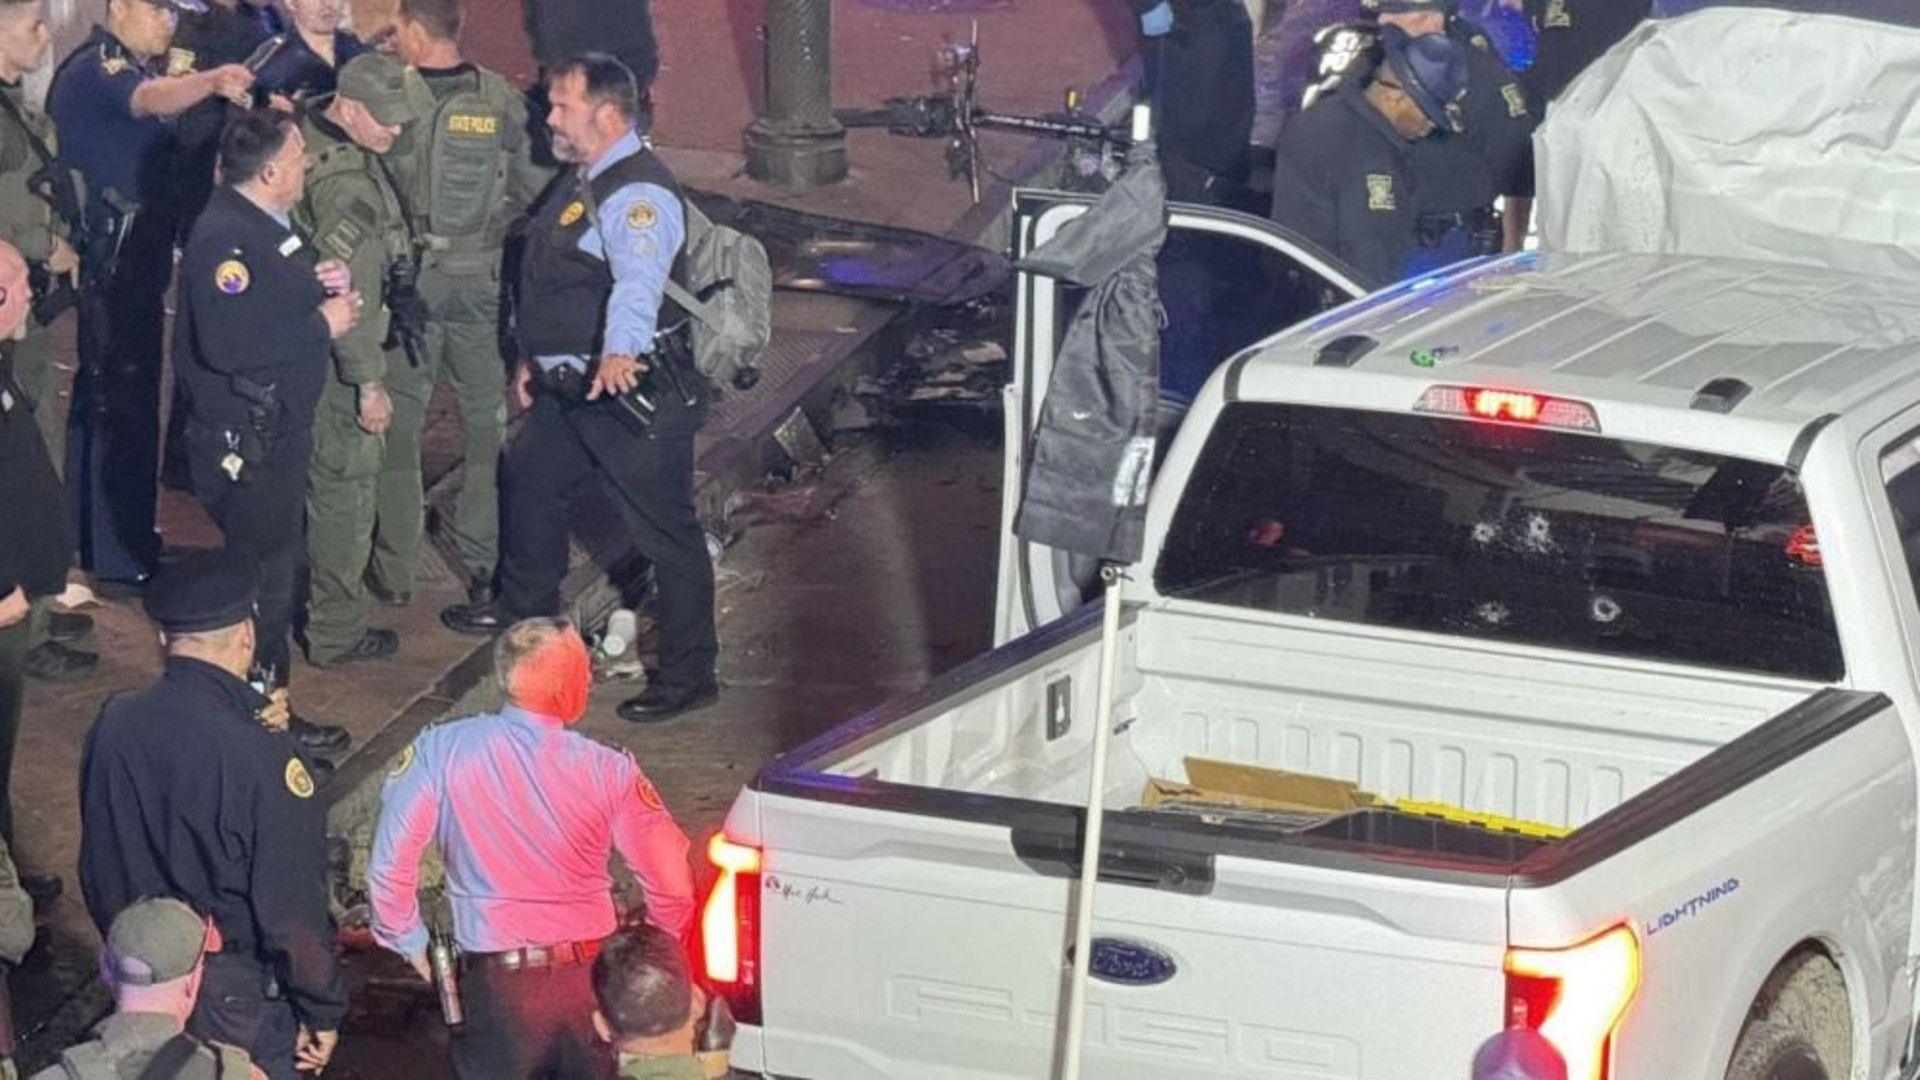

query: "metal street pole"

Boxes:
[747, 0, 849, 188]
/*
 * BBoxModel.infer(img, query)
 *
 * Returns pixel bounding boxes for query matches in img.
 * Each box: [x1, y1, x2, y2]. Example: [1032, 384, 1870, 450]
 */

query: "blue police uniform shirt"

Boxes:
[49, 26, 173, 220]
[535, 129, 684, 373]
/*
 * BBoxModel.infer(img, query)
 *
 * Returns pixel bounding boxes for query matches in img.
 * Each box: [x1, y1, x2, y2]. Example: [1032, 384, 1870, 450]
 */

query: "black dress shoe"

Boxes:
[24, 640, 98, 681]
[21, 873, 61, 912]
[616, 681, 720, 723]
[311, 628, 399, 668]
[289, 714, 352, 754]
[441, 600, 510, 636]
[46, 610, 93, 643]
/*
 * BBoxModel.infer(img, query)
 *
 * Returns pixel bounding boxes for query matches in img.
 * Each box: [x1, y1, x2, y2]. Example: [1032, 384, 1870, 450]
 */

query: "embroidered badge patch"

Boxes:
[445, 113, 498, 136]
[166, 47, 196, 77]
[388, 743, 416, 779]
[1543, 0, 1572, 28]
[558, 200, 585, 227]
[1502, 83, 1528, 119]
[626, 201, 657, 231]
[215, 260, 251, 295]
[285, 757, 315, 799]
[635, 773, 664, 812]
[1366, 174, 1396, 212]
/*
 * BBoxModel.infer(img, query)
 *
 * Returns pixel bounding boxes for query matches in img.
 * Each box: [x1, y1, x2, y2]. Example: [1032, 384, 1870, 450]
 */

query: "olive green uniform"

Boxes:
[295, 113, 411, 664]
[373, 63, 551, 598]
[616, 1052, 705, 1079]
[0, 77, 70, 462]
[28, 1014, 254, 1080]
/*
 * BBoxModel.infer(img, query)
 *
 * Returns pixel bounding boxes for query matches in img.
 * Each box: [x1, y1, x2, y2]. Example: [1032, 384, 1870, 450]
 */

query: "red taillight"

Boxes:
[1786, 524, 1822, 568]
[1415, 385, 1602, 432]
[698, 834, 762, 1025]
[1504, 924, 1640, 1080]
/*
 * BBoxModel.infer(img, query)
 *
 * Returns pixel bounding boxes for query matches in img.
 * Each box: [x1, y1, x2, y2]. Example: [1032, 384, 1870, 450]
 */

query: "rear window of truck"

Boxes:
[1155, 403, 1843, 681]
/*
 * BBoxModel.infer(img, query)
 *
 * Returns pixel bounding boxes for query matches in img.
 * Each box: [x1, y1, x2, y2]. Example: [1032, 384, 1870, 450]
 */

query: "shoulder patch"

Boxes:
[388, 742, 417, 779]
[285, 757, 315, 799]
[1502, 83, 1529, 118]
[1366, 173, 1396, 212]
[634, 771, 664, 812]
[214, 259, 251, 295]
[625, 201, 658, 231]
[558, 200, 585, 227]
[166, 47, 196, 77]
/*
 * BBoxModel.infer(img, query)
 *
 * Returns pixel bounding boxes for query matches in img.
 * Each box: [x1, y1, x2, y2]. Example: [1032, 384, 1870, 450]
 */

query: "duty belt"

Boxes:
[459, 938, 603, 973]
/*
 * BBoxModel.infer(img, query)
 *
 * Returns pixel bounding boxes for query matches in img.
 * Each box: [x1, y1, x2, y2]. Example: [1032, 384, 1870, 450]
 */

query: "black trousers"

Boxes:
[498, 391, 716, 691]
[66, 221, 172, 583]
[190, 952, 301, 1080]
[450, 960, 614, 1079]
[187, 422, 313, 685]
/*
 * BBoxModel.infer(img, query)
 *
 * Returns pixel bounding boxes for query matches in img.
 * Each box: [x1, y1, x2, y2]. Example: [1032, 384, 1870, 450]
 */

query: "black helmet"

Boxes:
[1379, 24, 1470, 134]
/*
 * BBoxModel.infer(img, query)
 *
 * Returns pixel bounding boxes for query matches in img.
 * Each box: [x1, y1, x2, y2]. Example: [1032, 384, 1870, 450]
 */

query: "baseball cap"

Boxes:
[335, 52, 426, 127]
[1380, 24, 1471, 134]
[103, 898, 214, 986]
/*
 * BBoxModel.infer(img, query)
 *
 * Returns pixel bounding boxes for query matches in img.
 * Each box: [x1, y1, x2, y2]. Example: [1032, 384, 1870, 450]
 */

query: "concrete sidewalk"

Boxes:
[9, 0, 1137, 1067]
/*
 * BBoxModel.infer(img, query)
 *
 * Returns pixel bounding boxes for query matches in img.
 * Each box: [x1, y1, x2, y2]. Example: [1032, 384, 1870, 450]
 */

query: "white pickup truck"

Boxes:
[701, 7, 1920, 1080]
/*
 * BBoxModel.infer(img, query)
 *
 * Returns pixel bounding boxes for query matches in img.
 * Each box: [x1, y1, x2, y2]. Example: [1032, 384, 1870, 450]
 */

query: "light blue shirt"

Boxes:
[534, 130, 686, 373]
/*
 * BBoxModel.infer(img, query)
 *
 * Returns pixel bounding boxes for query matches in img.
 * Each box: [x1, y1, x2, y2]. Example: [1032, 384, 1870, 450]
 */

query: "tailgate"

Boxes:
[749, 789, 1509, 1080]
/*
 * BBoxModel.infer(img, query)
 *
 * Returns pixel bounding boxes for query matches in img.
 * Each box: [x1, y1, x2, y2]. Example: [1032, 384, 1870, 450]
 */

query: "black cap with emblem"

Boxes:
[144, 549, 260, 633]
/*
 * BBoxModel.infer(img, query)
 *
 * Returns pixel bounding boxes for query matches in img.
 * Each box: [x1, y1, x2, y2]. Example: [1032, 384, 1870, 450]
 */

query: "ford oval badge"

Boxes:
[1088, 937, 1177, 987]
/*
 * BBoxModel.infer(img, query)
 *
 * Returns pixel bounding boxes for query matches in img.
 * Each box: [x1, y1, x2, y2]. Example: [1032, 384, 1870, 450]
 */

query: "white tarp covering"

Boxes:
[1538, 5, 1920, 278]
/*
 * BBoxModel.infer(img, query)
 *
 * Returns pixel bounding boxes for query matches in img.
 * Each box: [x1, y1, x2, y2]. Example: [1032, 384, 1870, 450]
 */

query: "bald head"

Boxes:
[0, 239, 28, 340]
[494, 618, 593, 722]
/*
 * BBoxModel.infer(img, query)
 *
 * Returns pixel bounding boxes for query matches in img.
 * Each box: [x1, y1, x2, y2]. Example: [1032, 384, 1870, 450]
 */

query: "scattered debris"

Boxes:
[833, 290, 1013, 432]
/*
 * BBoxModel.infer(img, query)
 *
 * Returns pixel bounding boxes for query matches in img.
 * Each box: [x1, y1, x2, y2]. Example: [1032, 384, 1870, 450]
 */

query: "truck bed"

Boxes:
[815, 602, 1810, 832]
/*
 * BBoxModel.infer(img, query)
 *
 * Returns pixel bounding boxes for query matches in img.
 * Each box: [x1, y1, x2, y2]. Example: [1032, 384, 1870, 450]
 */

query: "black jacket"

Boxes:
[524, 0, 658, 89]
[1270, 83, 1425, 289]
[1522, 0, 1652, 106]
[174, 186, 331, 437]
[1146, 0, 1255, 203]
[79, 657, 347, 1031]
[0, 348, 71, 601]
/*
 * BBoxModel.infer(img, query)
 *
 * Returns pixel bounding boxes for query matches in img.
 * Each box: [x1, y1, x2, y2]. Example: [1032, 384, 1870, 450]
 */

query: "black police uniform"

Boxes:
[1270, 81, 1433, 288]
[79, 632, 344, 1079]
[1522, 0, 1652, 107]
[0, 344, 73, 847]
[1401, 17, 1529, 267]
[499, 149, 718, 702]
[174, 186, 334, 687]
[1129, 0, 1255, 205]
[252, 29, 364, 105]
[168, 4, 271, 237]
[47, 26, 177, 585]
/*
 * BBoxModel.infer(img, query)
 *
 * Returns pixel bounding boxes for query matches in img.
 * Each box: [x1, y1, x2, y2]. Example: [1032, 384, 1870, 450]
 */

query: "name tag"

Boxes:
[446, 114, 498, 136]
[279, 235, 303, 257]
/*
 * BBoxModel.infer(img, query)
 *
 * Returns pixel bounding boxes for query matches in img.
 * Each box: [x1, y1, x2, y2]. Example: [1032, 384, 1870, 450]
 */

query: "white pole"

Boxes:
[1058, 564, 1126, 1080]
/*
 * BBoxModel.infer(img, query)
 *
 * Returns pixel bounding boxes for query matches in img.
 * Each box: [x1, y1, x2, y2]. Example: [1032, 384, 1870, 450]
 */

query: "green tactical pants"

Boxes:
[305, 376, 389, 664]
[11, 327, 60, 471]
[372, 267, 508, 596]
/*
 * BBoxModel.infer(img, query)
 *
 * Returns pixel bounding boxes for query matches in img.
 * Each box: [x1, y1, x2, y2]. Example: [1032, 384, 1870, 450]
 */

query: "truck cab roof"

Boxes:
[1226, 251, 1920, 464]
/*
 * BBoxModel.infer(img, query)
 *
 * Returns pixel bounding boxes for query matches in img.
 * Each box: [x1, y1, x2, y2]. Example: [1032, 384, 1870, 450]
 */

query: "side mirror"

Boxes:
[1472, 1029, 1567, 1080]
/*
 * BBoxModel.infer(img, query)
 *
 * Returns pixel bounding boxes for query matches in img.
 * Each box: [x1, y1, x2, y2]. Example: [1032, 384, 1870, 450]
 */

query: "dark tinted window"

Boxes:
[1155, 403, 1842, 680]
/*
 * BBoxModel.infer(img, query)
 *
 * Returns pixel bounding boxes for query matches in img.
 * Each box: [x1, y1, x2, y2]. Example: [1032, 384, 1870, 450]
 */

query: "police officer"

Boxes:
[251, 0, 362, 105]
[377, 0, 549, 611]
[441, 54, 717, 721]
[1270, 25, 1475, 288]
[0, 238, 74, 909]
[175, 109, 358, 752]
[590, 927, 713, 1080]
[367, 618, 695, 1079]
[32, 897, 260, 1080]
[78, 551, 347, 1079]
[48, 0, 255, 592]
[167, 0, 272, 237]
[1367, 0, 1537, 251]
[296, 53, 429, 669]
[1127, 0, 1254, 205]
[0, 0, 99, 684]
[523, 0, 656, 95]
[1522, 0, 1651, 108]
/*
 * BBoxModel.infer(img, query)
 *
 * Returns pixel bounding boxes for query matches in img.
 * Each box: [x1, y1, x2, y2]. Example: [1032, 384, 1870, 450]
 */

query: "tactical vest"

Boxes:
[517, 148, 684, 358]
[299, 129, 409, 338]
[415, 68, 515, 254]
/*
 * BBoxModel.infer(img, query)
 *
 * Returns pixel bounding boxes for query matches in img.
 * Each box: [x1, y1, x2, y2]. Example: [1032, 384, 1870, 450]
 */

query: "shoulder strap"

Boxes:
[0, 90, 54, 169]
[137, 1033, 206, 1080]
